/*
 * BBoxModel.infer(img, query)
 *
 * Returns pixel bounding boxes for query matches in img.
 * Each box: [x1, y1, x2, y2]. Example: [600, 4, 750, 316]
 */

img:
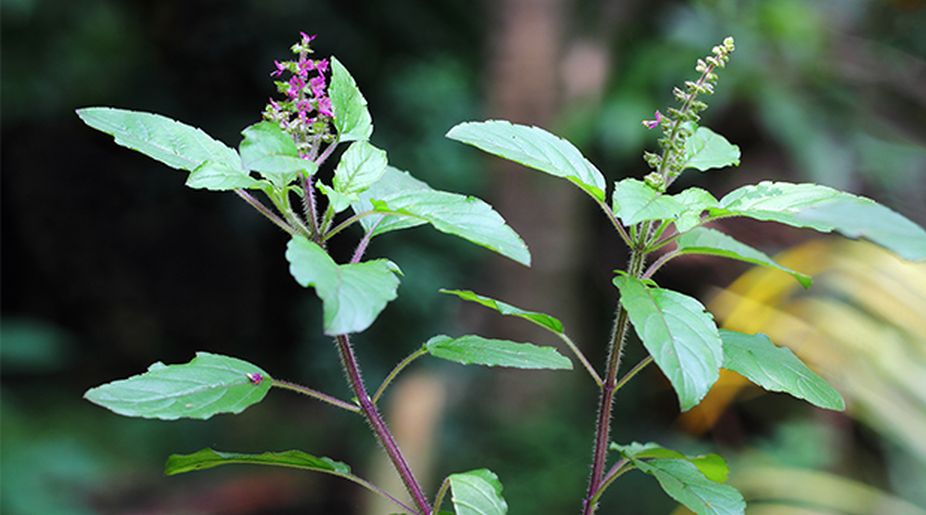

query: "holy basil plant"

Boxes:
[79, 33, 569, 515]
[445, 36, 926, 515]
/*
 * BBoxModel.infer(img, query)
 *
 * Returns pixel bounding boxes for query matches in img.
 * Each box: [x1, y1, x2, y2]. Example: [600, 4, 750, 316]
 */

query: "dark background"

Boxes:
[3, 0, 926, 513]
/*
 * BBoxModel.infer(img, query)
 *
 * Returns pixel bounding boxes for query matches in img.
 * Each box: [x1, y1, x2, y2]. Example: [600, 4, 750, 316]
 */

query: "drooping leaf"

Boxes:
[675, 227, 812, 287]
[611, 442, 729, 483]
[77, 107, 242, 172]
[185, 160, 263, 191]
[329, 56, 373, 142]
[285, 236, 401, 335]
[83, 352, 271, 420]
[720, 330, 845, 410]
[239, 121, 316, 186]
[352, 166, 430, 235]
[613, 276, 723, 411]
[634, 459, 745, 515]
[424, 335, 572, 370]
[611, 179, 717, 230]
[711, 181, 926, 261]
[446, 120, 607, 201]
[165, 448, 350, 476]
[370, 190, 531, 266]
[439, 289, 563, 333]
[327, 141, 388, 212]
[683, 126, 741, 172]
[448, 468, 509, 515]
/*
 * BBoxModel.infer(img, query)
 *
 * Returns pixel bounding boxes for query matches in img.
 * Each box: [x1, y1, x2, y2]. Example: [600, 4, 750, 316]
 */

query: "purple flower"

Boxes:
[314, 58, 329, 75]
[288, 75, 305, 99]
[317, 97, 333, 117]
[246, 372, 263, 385]
[309, 75, 327, 98]
[271, 60, 287, 77]
[300, 32, 316, 45]
[642, 110, 663, 129]
[297, 57, 315, 75]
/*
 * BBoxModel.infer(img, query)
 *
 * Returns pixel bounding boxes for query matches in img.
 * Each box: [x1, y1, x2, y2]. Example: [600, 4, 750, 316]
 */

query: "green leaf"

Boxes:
[285, 236, 400, 335]
[165, 448, 350, 476]
[317, 182, 358, 213]
[330, 141, 388, 210]
[76, 107, 242, 172]
[448, 469, 509, 515]
[612, 179, 717, 229]
[185, 160, 263, 191]
[370, 190, 531, 266]
[611, 442, 729, 483]
[83, 352, 271, 420]
[675, 227, 812, 288]
[424, 335, 572, 370]
[635, 459, 745, 515]
[352, 166, 430, 235]
[712, 181, 926, 261]
[446, 120, 607, 201]
[683, 127, 741, 172]
[720, 330, 845, 410]
[613, 276, 723, 411]
[329, 56, 373, 142]
[439, 289, 563, 333]
[239, 121, 317, 187]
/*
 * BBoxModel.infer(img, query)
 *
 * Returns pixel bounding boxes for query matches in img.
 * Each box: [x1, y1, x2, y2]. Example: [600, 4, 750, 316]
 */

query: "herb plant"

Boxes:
[78, 34, 926, 515]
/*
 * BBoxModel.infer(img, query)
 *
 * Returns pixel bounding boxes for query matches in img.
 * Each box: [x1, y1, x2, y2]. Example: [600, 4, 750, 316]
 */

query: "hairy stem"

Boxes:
[582, 249, 646, 515]
[588, 459, 633, 508]
[351, 216, 385, 264]
[612, 356, 653, 395]
[432, 477, 451, 513]
[302, 174, 323, 244]
[556, 333, 603, 387]
[372, 347, 427, 405]
[271, 379, 360, 414]
[234, 189, 295, 235]
[641, 250, 680, 280]
[335, 334, 431, 515]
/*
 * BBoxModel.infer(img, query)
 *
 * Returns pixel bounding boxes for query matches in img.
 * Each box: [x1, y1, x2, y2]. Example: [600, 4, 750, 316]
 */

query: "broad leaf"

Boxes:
[77, 107, 241, 172]
[165, 448, 350, 476]
[186, 160, 263, 191]
[635, 459, 745, 515]
[329, 56, 373, 142]
[720, 330, 845, 410]
[439, 289, 563, 333]
[683, 127, 741, 172]
[328, 141, 388, 212]
[83, 352, 271, 420]
[675, 227, 812, 288]
[239, 121, 316, 186]
[285, 236, 401, 335]
[352, 166, 430, 235]
[448, 468, 509, 515]
[712, 181, 926, 261]
[613, 276, 723, 411]
[611, 179, 717, 230]
[370, 190, 531, 266]
[611, 442, 729, 483]
[446, 120, 607, 201]
[424, 335, 572, 370]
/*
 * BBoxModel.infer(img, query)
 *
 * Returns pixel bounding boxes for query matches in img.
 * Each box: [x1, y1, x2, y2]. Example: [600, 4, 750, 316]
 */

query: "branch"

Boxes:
[234, 189, 295, 235]
[272, 379, 360, 414]
[371, 347, 428, 405]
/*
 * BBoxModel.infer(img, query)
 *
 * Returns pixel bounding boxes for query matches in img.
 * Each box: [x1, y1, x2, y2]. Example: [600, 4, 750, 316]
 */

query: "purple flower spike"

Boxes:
[300, 32, 316, 45]
[246, 372, 263, 385]
[642, 110, 663, 129]
[271, 60, 287, 77]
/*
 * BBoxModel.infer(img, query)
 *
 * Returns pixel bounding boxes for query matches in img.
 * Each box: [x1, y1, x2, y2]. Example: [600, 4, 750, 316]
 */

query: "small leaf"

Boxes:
[720, 330, 845, 410]
[424, 335, 572, 370]
[352, 166, 431, 235]
[613, 276, 723, 411]
[185, 160, 263, 191]
[675, 227, 812, 287]
[317, 182, 358, 213]
[446, 120, 607, 201]
[635, 459, 745, 515]
[83, 352, 271, 420]
[683, 127, 741, 172]
[239, 121, 317, 187]
[165, 448, 350, 476]
[439, 289, 563, 333]
[448, 468, 509, 515]
[713, 181, 926, 261]
[285, 236, 400, 335]
[332, 141, 388, 201]
[77, 107, 242, 172]
[329, 56, 373, 142]
[611, 442, 729, 483]
[612, 179, 717, 229]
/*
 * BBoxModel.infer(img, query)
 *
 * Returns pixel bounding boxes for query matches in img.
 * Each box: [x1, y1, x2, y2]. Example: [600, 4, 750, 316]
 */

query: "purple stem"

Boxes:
[350, 216, 385, 264]
[335, 334, 431, 515]
[302, 174, 322, 244]
[234, 189, 295, 235]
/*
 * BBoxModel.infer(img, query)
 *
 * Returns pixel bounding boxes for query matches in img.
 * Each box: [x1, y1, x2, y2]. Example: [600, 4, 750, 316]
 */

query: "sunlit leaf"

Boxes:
[325, 141, 388, 212]
[165, 448, 350, 476]
[448, 468, 509, 515]
[329, 56, 373, 142]
[439, 289, 563, 333]
[683, 126, 741, 172]
[239, 121, 316, 187]
[424, 335, 572, 370]
[351, 166, 430, 235]
[635, 459, 745, 515]
[611, 179, 717, 230]
[611, 442, 729, 483]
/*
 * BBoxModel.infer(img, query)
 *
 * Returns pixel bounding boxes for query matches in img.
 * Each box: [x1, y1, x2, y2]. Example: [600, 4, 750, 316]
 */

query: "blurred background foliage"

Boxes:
[2, 0, 925, 513]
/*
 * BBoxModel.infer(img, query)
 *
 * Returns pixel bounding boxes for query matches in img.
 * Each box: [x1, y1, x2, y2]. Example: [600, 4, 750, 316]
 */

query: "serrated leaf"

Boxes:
[285, 236, 400, 335]
[370, 189, 531, 266]
[448, 468, 509, 515]
[424, 335, 572, 370]
[683, 127, 741, 172]
[439, 289, 563, 333]
[613, 276, 722, 411]
[675, 227, 812, 288]
[76, 107, 242, 172]
[720, 330, 845, 410]
[83, 352, 270, 420]
[331, 141, 387, 205]
[712, 181, 926, 261]
[610, 442, 729, 483]
[329, 56, 373, 142]
[185, 160, 263, 191]
[612, 179, 717, 229]
[165, 448, 350, 476]
[446, 120, 606, 201]
[352, 166, 431, 235]
[239, 121, 316, 187]
[635, 459, 745, 515]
